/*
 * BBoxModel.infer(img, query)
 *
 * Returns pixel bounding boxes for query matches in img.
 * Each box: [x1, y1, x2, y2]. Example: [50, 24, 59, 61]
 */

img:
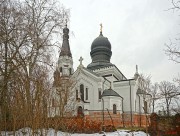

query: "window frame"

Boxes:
[113, 104, 117, 114]
[85, 87, 88, 100]
[80, 84, 84, 101]
[76, 89, 78, 100]
[98, 90, 101, 100]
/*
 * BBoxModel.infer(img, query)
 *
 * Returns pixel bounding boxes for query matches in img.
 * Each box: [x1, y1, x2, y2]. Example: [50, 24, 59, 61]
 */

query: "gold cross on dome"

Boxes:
[100, 23, 103, 33]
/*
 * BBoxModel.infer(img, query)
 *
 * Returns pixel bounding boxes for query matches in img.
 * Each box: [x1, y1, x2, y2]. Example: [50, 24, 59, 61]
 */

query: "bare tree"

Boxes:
[50, 70, 76, 118]
[158, 81, 179, 116]
[138, 74, 151, 92]
[138, 74, 152, 111]
[0, 0, 26, 128]
[163, 0, 180, 116]
[171, 99, 180, 114]
[0, 0, 69, 132]
[165, 41, 180, 63]
[151, 83, 159, 113]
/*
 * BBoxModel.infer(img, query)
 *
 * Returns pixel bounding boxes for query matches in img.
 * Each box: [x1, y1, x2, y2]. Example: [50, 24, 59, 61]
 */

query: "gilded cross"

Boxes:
[100, 23, 103, 33]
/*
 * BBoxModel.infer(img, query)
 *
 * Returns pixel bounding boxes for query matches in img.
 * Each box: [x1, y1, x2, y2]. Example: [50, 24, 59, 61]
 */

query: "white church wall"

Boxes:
[73, 72, 103, 111]
[136, 94, 141, 113]
[57, 56, 74, 76]
[110, 98, 122, 111]
[78, 78, 95, 110]
[131, 83, 138, 112]
[145, 94, 152, 114]
[134, 79, 152, 114]
[114, 80, 137, 113]
[115, 86, 130, 112]
[103, 96, 122, 113]
[103, 98, 110, 109]
[58, 56, 73, 68]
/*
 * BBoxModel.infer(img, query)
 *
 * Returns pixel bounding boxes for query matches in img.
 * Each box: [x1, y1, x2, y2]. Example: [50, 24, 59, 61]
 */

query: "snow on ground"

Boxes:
[1, 128, 149, 136]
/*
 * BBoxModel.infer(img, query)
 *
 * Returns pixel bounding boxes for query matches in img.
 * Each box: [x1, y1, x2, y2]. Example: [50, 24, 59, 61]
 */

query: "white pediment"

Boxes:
[71, 67, 103, 82]
[92, 65, 127, 81]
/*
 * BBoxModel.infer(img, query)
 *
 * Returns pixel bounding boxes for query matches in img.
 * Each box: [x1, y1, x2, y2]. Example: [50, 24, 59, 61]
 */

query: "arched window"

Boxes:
[60, 67, 62, 72]
[52, 98, 55, 107]
[76, 90, 78, 100]
[144, 101, 147, 113]
[77, 106, 84, 117]
[98, 90, 101, 99]
[113, 104, 117, 114]
[80, 84, 84, 101]
[86, 88, 88, 100]
[69, 68, 72, 75]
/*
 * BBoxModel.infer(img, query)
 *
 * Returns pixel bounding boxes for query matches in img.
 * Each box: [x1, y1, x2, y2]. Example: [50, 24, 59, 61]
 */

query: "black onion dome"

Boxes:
[87, 32, 113, 70]
[91, 33, 111, 50]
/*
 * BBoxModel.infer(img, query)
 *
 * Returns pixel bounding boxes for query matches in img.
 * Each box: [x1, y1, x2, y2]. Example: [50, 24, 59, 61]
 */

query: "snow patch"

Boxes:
[1, 128, 149, 136]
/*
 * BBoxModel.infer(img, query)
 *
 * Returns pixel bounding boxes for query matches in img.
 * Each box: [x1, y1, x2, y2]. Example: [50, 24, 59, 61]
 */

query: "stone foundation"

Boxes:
[84, 111, 150, 128]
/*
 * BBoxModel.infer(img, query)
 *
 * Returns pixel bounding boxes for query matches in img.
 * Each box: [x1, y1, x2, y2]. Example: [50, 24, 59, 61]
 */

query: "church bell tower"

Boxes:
[56, 23, 74, 77]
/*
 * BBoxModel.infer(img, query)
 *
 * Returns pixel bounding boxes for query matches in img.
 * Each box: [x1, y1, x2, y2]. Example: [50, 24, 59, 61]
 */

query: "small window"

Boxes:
[80, 84, 84, 101]
[144, 101, 147, 113]
[76, 90, 78, 100]
[86, 88, 88, 100]
[60, 67, 62, 72]
[77, 106, 84, 117]
[98, 90, 101, 99]
[69, 68, 72, 75]
[113, 104, 117, 114]
[52, 98, 55, 107]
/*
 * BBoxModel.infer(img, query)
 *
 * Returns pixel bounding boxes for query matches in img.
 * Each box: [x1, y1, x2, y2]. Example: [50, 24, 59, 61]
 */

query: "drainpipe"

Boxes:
[102, 79, 106, 130]
[129, 80, 133, 127]
[137, 94, 141, 127]
[102, 98, 104, 130]
[119, 95, 124, 127]
[101, 77, 111, 130]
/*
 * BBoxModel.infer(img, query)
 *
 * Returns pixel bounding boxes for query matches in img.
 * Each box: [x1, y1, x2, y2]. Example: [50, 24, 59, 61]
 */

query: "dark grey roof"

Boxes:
[91, 33, 111, 50]
[87, 32, 112, 69]
[87, 61, 114, 70]
[60, 26, 72, 57]
[82, 67, 100, 77]
[102, 88, 121, 97]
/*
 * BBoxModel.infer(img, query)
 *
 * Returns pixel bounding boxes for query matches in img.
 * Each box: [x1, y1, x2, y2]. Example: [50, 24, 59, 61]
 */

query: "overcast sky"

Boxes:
[59, 0, 180, 83]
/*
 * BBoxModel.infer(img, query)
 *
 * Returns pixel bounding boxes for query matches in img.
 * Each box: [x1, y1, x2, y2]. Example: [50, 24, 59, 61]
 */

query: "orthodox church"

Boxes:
[49, 24, 151, 127]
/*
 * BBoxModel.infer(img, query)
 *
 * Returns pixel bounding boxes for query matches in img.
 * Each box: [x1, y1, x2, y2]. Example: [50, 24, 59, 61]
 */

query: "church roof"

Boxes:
[87, 61, 114, 70]
[82, 67, 100, 77]
[60, 25, 72, 57]
[87, 27, 112, 70]
[91, 33, 111, 51]
[87, 64, 127, 81]
[102, 88, 121, 97]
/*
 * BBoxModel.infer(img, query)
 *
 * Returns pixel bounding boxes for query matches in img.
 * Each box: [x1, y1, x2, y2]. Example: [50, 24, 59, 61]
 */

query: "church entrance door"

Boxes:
[77, 106, 84, 117]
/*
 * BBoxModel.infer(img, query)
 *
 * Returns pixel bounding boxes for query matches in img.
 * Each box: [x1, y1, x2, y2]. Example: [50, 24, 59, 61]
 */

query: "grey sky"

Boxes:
[59, 0, 180, 83]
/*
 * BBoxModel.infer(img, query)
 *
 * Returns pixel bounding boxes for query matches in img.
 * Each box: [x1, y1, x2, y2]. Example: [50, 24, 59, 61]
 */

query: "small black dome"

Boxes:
[63, 26, 69, 34]
[102, 88, 120, 97]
